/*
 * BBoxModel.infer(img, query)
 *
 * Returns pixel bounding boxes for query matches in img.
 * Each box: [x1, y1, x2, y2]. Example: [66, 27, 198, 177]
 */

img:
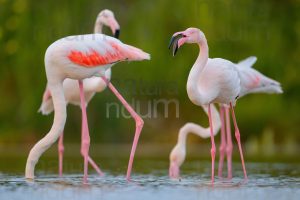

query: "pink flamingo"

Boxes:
[25, 33, 150, 183]
[39, 9, 120, 177]
[169, 27, 251, 184]
[169, 56, 282, 179]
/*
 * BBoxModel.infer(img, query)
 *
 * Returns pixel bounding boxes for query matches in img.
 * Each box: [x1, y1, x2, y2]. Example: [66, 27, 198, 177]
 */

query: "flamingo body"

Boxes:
[169, 55, 282, 179]
[169, 27, 249, 183]
[45, 34, 149, 80]
[192, 58, 241, 106]
[39, 9, 120, 177]
[26, 32, 150, 181]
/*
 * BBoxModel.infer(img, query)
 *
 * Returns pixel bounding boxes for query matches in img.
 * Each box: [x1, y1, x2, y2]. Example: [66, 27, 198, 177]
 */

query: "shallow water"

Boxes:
[1, 162, 300, 200]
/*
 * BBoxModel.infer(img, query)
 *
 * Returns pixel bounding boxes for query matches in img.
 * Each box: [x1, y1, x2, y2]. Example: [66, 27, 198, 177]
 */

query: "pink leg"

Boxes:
[88, 157, 104, 176]
[78, 80, 90, 184]
[78, 81, 104, 181]
[225, 107, 233, 179]
[102, 77, 144, 181]
[218, 106, 226, 178]
[80, 112, 104, 176]
[81, 118, 104, 176]
[208, 104, 216, 184]
[58, 133, 64, 177]
[229, 103, 247, 179]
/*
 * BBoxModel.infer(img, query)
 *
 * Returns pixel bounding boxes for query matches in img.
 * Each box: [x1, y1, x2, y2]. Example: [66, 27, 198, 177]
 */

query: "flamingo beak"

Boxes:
[108, 18, 120, 39]
[114, 29, 120, 39]
[168, 32, 187, 56]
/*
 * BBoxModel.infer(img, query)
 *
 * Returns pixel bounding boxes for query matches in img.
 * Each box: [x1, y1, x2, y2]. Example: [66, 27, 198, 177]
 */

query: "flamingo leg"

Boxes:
[80, 111, 104, 176]
[58, 133, 64, 177]
[229, 103, 247, 180]
[58, 134, 104, 178]
[208, 104, 216, 184]
[218, 106, 226, 178]
[225, 107, 233, 179]
[78, 80, 90, 183]
[101, 76, 144, 181]
[88, 157, 104, 176]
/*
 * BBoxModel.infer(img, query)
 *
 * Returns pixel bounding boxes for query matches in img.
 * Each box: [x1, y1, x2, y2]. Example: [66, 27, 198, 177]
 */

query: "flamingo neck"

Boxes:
[25, 81, 66, 178]
[47, 82, 67, 135]
[177, 120, 210, 148]
[177, 122, 208, 147]
[186, 38, 209, 105]
[94, 21, 103, 34]
[178, 128, 188, 147]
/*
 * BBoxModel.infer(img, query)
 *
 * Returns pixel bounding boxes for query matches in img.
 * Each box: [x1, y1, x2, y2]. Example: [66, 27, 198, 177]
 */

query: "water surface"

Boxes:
[1, 161, 299, 200]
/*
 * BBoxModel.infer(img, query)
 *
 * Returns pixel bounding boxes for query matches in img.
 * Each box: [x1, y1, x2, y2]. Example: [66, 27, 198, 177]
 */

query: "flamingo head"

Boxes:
[97, 9, 120, 38]
[169, 143, 186, 179]
[169, 28, 205, 56]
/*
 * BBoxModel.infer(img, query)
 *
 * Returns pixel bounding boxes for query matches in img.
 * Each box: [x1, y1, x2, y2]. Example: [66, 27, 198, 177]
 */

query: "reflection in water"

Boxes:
[0, 162, 300, 200]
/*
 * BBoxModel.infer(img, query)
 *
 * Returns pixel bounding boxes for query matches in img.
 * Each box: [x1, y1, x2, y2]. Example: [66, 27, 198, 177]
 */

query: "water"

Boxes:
[1, 161, 299, 200]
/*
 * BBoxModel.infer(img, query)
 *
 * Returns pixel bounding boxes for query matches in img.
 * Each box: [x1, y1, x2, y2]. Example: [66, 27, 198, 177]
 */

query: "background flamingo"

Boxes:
[25, 33, 150, 183]
[169, 27, 251, 184]
[39, 9, 120, 177]
[169, 56, 283, 179]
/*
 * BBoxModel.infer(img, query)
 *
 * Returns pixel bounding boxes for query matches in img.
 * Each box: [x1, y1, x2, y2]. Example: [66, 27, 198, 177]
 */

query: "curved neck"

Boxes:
[177, 122, 209, 147]
[25, 82, 66, 177]
[36, 82, 66, 150]
[47, 82, 67, 136]
[94, 21, 103, 33]
[177, 104, 221, 147]
[186, 38, 209, 104]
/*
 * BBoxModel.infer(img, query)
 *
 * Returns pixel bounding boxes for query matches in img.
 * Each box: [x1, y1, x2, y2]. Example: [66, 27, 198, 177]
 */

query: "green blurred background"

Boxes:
[0, 0, 299, 164]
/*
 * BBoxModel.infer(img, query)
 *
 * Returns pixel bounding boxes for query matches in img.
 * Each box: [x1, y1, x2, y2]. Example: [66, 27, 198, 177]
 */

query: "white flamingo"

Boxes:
[26, 33, 150, 183]
[39, 9, 120, 177]
[169, 27, 252, 183]
[169, 56, 282, 179]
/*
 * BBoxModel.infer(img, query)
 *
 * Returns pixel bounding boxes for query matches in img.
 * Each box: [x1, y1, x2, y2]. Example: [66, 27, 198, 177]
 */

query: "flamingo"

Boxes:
[168, 27, 251, 184]
[39, 9, 120, 177]
[25, 33, 150, 183]
[169, 56, 282, 179]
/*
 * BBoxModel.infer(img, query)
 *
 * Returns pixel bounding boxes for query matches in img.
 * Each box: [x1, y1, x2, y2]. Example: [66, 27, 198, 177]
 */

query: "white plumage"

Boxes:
[169, 55, 282, 179]
[168, 27, 281, 183]
[38, 10, 119, 178]
[26, 25, 150, 182]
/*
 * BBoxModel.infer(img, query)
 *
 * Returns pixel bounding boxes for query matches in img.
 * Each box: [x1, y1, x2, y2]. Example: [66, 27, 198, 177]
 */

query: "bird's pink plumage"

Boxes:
[67, 42, 124, 67]
[247, 75, 261, 89]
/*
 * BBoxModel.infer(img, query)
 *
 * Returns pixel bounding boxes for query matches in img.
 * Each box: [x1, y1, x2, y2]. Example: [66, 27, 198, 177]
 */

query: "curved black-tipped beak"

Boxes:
[168, 34, 185, 56]
[114, 29, 120, 39]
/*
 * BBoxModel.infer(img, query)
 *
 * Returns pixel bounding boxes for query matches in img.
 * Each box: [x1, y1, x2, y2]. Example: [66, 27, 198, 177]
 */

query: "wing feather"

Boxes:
[66, 34, 150, 68]
[237, 56, 257, 68]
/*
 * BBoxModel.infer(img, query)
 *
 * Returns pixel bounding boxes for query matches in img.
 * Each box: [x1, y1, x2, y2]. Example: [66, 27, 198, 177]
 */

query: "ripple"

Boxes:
[0, 162, 300, 200]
